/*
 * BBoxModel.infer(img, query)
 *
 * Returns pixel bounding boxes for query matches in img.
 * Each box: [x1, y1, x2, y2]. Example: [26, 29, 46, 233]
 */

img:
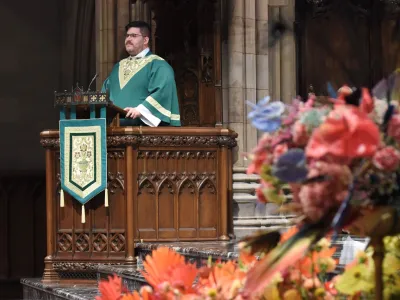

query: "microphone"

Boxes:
[87, 73, 99, 91]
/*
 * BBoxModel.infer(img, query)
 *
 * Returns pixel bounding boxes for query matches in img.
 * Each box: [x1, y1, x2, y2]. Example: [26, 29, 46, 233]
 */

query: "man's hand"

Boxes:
[124, 107, 142, 119]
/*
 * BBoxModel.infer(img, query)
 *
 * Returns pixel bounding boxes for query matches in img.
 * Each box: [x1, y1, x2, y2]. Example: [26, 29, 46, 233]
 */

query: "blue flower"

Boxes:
[247, 96, 285, 132]
[272, 148, 308, 183]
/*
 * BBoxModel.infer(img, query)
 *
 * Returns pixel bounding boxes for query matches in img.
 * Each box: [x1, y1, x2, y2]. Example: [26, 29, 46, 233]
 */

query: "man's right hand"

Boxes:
[124, 107, 142, 119]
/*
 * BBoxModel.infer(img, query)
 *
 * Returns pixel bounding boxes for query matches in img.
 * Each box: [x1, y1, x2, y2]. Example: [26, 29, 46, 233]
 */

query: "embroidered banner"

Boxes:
[59, 118, 107, 205]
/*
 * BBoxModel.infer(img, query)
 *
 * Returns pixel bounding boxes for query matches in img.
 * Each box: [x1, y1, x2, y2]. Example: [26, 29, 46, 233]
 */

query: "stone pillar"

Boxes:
[131, 0, 150, 23]
[268, 0, 296, 103]
[223, 0, 260, 167]
[222, 0, 296, 167]
[95, 0, 130, 89]
[255, 0, 270, 141]
[244, 0, 258, 164]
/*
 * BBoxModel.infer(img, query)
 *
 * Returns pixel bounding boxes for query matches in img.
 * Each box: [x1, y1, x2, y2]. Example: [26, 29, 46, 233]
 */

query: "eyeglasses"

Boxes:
[125, 33, 147, 39]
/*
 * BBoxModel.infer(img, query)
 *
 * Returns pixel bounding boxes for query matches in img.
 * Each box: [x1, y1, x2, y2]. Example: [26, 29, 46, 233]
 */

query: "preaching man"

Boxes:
[102, 21, 181, 127]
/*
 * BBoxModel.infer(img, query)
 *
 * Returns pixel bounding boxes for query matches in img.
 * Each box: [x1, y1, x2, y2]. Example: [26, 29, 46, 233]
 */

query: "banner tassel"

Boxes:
[82, 205, 86, 223]
[105, 188, 109, 207]
[60, 189, 65, 207]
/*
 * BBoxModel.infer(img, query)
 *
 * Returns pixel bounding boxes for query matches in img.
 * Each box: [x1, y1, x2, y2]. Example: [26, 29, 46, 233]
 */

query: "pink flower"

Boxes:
[388, 114, 400, 143]
[359, 88, 374, 114]
[372, 146, 400, 171]
[298, 162, 352, 222]
[292, 121, 310, 146]
[246, 134, 273, 174]
[247, 151, 270, 175]
[273, 143, 288, 163]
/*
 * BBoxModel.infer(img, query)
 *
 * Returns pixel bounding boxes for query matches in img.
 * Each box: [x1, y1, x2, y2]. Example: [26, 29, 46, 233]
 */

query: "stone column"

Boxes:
[223, 0, 261, 167]
[131, 0, 150, 23]
[95, 0, 130, 89]
[224, 0, 244, 166]
[222, 0, 296, 167]
[255, 0, 270, 140]
[226, 0, 298, 237]
[268, 0, 296, 103]
[244, 0, 258, 164]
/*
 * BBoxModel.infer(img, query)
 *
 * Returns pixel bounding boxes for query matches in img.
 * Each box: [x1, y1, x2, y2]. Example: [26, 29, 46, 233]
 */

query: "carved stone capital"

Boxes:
[53, 262, 122, 272]
[139, 135, 219, 147]
[217, 136, 237, 148]
[40, 138, 60, 149]
[108, 135, 139, 146]
[41, 134, 237, 148]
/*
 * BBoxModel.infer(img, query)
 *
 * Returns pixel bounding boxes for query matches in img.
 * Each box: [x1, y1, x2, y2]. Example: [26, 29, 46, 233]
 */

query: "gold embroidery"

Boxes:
[118, 55, 163, 89]
[63, 125, 103, 198]
[145, 96, 180, 120]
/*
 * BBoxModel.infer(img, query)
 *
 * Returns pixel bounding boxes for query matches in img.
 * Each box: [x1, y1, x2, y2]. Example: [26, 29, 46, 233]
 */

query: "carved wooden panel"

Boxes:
[296, 0, 400, 97]
[54, 149, 126, 259]
[135, 150, 218, 240]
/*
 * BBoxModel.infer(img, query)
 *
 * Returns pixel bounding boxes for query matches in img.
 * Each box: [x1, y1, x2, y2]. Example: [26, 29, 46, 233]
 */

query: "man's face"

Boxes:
[125, 27, 148, 56]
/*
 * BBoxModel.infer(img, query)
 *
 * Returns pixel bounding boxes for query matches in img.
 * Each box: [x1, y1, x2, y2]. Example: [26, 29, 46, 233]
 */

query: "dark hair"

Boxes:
[125, 21, 151, 37]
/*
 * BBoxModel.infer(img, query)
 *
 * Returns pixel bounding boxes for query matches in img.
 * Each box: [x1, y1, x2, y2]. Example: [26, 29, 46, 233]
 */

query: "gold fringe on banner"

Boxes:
[82, 205, 86, 223]
[105, 188, 109, 207]
[60, 189, 65, 207]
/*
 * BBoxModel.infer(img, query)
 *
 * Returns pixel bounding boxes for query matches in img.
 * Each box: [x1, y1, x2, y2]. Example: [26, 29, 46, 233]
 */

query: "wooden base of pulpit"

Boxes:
[40, 126, 237, 281]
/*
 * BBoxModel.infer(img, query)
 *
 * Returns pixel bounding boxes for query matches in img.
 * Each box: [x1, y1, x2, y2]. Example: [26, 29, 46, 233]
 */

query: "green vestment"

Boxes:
[102, 51, 181, 126]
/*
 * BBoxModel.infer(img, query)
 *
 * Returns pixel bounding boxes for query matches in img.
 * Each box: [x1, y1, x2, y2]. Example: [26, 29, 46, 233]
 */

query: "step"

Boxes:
[97, 264, 146, 292]
[232, 173, 260, 183]
[135, 241, 239, 264]
[233, 215, 295, 239]
[21, 278, 99, 300]
[232, 182, 259, 194]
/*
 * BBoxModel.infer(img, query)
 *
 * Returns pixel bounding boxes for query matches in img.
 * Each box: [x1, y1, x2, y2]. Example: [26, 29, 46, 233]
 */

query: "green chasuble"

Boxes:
[102, 51, 181, 126]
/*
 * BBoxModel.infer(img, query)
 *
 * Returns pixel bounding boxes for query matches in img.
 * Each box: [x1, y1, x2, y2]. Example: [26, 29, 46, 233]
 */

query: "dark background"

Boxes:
[0, 1, 95, 298]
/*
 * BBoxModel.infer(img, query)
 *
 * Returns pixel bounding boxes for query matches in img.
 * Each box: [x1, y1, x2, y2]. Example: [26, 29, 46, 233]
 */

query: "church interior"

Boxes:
[1, 0, 400, 299]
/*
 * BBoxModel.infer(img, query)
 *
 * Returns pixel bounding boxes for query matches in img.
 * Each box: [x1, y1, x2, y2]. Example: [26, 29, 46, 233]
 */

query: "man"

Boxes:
[102, 21, 181, 126]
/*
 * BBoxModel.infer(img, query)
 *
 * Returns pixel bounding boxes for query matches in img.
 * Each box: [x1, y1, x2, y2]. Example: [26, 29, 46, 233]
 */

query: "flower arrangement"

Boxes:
[96, 231, 340, 300]
[97, 72, 400, 299]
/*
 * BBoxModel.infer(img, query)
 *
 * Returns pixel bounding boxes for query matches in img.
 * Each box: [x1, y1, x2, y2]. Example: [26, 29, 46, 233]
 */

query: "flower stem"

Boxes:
[372, 237, 384, 300]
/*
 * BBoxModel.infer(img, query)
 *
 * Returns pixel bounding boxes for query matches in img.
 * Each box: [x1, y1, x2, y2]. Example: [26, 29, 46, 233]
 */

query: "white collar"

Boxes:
[131, 48, 150, 59]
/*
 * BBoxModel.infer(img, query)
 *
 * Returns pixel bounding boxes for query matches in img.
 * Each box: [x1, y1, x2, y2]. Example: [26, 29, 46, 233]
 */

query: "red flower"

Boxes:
[372, 146, 400, 171]
[388, 114, 400, 143]
[306, 105, 380, 161]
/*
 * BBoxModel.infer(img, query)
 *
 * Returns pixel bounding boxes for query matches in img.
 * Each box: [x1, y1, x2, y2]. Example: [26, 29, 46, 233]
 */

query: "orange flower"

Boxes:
[280, 226, 299, 243]
[142, 247, 185, 287]
[199, 261, 245, 299]
[238, 251, 257, 268]
[123, 287, 155, 300]
[306, 105, 380, 161]
[96, 275, 124, 300]
[298, 247, 337, 277]
[141, 247, 198, 295]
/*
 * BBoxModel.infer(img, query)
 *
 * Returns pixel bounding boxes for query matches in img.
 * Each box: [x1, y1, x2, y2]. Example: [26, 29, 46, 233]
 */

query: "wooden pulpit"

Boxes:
[40, 88, 237, 281]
